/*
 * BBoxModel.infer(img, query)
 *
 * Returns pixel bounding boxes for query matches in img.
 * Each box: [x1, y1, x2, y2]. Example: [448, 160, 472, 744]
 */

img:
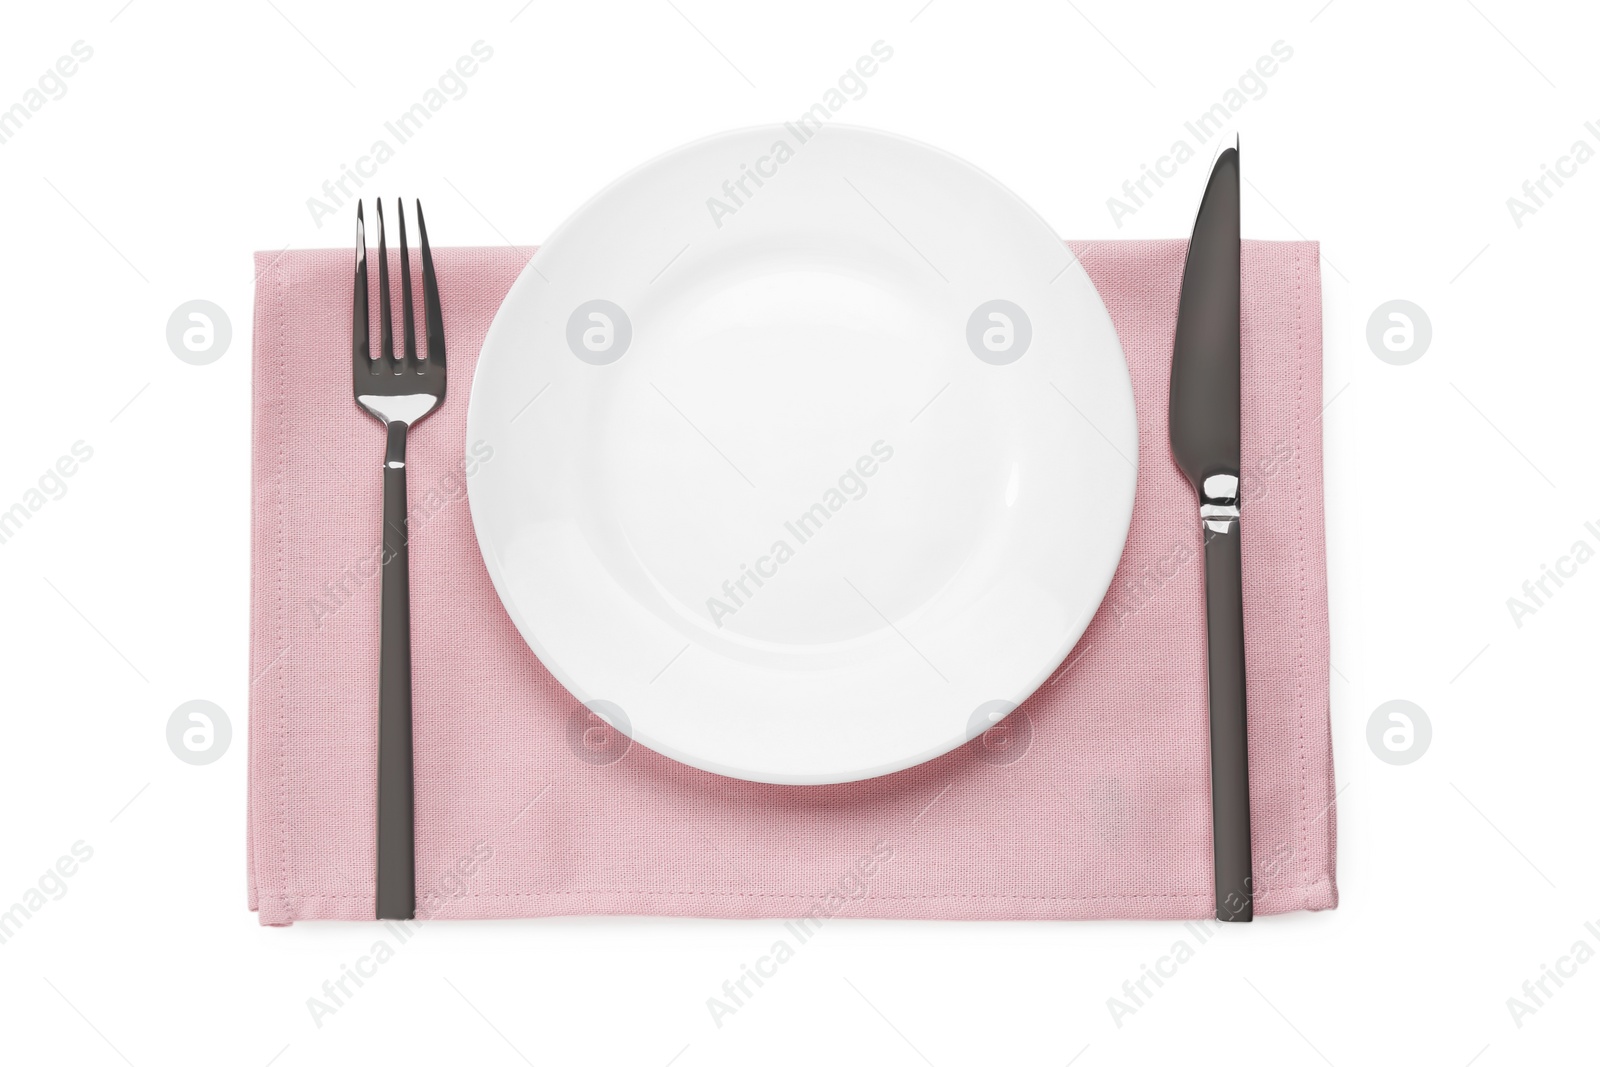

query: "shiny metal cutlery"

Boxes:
[1169, 145, 1252, 922]
[352, 199, 447, 921]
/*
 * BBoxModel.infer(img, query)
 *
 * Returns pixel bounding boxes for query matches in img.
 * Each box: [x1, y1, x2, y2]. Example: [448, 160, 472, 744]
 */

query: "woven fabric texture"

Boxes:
[247, 239, 1335, 925]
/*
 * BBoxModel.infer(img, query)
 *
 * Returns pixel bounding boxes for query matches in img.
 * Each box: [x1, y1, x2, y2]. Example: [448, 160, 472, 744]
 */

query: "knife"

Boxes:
[1169, 143, 1253, 922]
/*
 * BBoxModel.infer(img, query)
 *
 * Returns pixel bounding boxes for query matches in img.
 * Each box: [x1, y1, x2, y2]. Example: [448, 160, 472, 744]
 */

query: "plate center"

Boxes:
[592, 254, 999, 649]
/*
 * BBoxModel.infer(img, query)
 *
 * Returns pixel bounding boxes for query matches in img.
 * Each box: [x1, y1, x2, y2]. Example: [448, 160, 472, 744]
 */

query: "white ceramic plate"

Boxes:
[467, 125, 1137, 785]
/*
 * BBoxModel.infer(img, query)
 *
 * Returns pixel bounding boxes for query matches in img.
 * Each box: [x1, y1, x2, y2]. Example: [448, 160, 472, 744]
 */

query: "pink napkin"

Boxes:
[248, 239, 1335, 925]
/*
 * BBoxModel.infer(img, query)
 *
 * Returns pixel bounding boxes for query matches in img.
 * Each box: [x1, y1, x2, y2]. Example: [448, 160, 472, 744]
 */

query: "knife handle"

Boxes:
[376, 420, 416, 921]
[1201, 488, 1253, 922]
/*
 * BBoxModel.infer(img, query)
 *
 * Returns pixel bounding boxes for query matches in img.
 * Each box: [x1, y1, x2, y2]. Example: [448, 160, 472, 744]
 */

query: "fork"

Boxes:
[353, 199, 446, 921]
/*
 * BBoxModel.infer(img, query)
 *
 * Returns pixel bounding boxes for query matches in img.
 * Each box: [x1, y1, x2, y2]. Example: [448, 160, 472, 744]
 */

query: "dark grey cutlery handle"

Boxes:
[1202, 517, 1253, 922]
[376, 421, 416, 920]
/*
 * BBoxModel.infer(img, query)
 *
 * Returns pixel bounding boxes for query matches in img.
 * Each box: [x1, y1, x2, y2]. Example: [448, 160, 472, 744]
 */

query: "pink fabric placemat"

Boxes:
[248, 239, 1335, 925]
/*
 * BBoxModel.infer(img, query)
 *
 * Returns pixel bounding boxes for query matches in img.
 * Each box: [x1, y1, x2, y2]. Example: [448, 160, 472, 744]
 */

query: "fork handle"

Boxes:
[376, 420, 416, 920]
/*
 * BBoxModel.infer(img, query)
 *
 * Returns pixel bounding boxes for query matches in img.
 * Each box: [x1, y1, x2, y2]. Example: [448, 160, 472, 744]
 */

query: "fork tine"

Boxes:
[398, 199, 419, 368]
[377, 200, 396, 368]
[353, 201, 371, 374]
[376, 199, 395, 367]
[416, 201, 446, 366]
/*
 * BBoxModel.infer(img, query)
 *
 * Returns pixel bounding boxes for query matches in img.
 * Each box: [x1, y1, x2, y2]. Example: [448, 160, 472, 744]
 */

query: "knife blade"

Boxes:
[1169, 143, 1253, 923]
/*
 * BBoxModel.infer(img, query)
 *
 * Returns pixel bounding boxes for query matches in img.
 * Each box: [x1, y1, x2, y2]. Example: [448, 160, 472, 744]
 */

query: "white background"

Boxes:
[1, 0, 1595, 1064]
